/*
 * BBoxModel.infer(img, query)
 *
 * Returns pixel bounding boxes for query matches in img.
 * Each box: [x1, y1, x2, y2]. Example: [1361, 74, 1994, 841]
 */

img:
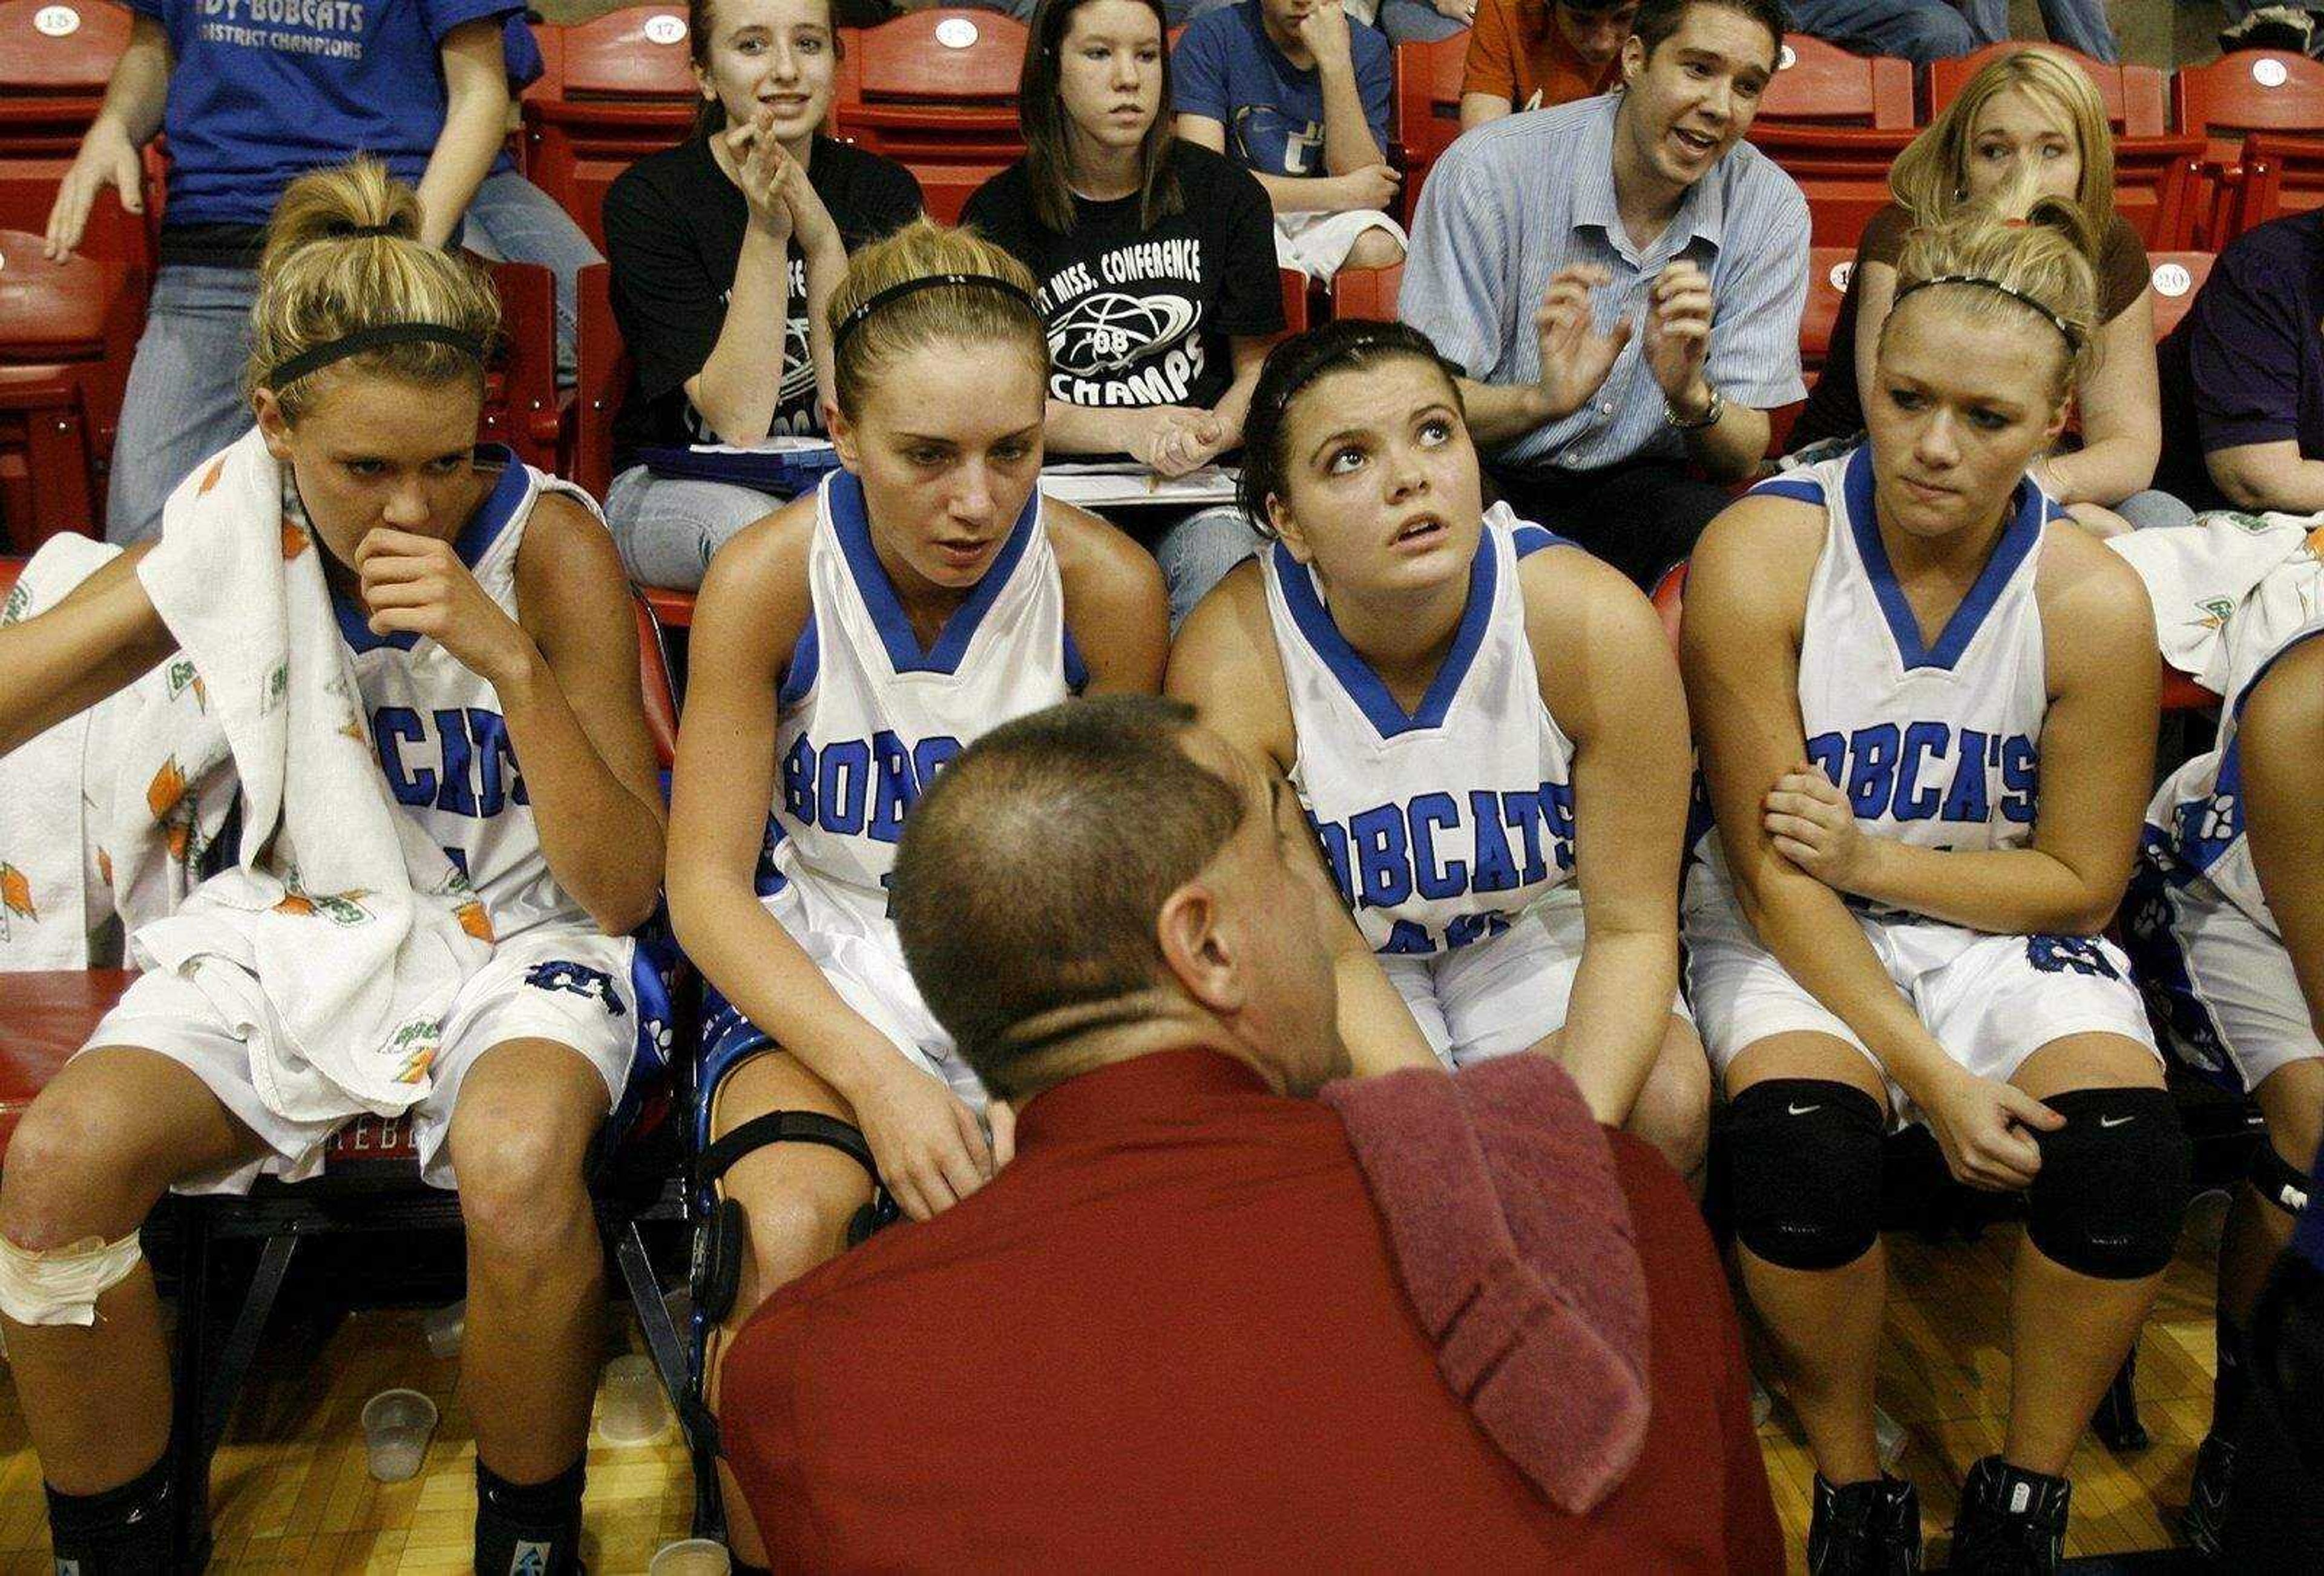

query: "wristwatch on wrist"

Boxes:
[1666, 385, 1724, 431]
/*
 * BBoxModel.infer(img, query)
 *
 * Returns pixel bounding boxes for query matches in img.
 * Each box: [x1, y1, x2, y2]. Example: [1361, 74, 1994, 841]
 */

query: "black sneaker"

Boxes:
[1810, 1473, 1922, 1573]
[1948, 1456, 2069, 1573]
[2180, 1430, 2234, 1560]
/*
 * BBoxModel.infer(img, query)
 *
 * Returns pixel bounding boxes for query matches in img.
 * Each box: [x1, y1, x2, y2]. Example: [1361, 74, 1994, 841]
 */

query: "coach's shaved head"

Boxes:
[891, 696, 1349, 1103]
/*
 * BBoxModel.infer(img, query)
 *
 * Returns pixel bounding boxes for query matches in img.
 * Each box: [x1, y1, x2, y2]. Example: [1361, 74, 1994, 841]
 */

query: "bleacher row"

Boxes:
[6, 0, 2324, 559]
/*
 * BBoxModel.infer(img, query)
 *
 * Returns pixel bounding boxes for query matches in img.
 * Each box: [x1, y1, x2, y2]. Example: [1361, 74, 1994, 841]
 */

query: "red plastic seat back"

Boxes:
[0, 0, 130, 151]
[2225, 133, 2324, 240]
[1331, 261, 1402, 324]
[0, 229, 123, 356]
[574, 262, 630, 501]
[1800, 246, 1855, 373]
[2109, 135, 2205, 251]
[832, 11, 1027, 222]
[2175, 50, 2324, 164]
[559, 4, 701, 99]
[2143, 251, 2213, 343]
[1758, 34, 1915, 130]
[632, 592, 680, 766]
[1391, 35, 1471, 173]
[520, 7, 700, 245]
[1744, 126, 1911, 248]
[1928, 43, 2168, 137]
[0, 965, 137, 1166]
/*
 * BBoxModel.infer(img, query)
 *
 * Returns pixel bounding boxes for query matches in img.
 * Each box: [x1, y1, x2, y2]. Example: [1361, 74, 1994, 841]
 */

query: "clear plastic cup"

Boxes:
[360, 1388, 439, 1482]
[422, 1298, 465, 1360]
[648, 1540, 732, 1576]
[597, 1352, 672, 1445]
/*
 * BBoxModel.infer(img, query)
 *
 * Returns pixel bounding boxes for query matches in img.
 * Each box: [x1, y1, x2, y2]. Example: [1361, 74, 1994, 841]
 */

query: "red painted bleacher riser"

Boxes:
[0, 970, 134, 1165]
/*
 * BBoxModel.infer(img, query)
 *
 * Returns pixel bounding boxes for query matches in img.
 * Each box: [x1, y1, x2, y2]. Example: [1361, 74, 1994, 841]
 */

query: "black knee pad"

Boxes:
[1724, 1079, 1886, 1270]
[2027, 1087, 2188, 1280]
[2253, 1137, 2314, 1220]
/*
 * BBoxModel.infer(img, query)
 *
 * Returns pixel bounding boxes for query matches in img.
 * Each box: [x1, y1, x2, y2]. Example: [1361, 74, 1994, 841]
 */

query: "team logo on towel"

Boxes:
[455, 898, 495, 942]
[524, 960, 626, 1016]
[0, 862, 37, 929]
[392, 1017, 442, 1084]
[147, 757, 187, 821]
[2188, 596, 2236, 636]
[165, 658, 207, 711]
[274, 888, 375, 927]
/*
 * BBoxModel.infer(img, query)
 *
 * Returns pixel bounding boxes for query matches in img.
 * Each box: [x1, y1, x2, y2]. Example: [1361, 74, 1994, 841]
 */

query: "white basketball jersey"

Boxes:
[767, 468, 1082, 928]
[2145, 545, 2324, 938]
[317, 453, 600, 941]
[1263, 504, 1578, 957]
[1702, 447, 2060, 913]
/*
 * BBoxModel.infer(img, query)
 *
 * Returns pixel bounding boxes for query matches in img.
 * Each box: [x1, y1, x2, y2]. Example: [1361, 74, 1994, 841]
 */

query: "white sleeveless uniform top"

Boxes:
[314, 451, 599, 941]
[766, 468, 1083, 930]
[2144, 551, 2324, 939]
[1262, 504, 1578, 957]
[1695, 446, 2061, 916]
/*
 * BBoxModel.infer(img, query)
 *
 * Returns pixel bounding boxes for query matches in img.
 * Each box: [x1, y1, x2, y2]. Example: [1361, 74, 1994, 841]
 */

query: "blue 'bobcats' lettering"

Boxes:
[1312, 784, 1572, 953]
[2025, 934, 2119, 979]
[375, 706, 528, 818]
[522, 960, 625, 1015]
[1804, 723, 2035, 827]
[781, 730, 966, 844]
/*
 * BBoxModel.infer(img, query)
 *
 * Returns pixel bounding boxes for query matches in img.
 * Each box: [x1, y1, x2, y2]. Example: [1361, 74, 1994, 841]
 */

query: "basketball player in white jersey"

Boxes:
[0, 162, 668, 1576]
[2123, 545, 2324, 1553]
[1168, 318, 1708, 1178]
[662, 218, 1169, 1569]
[1683, 202, 2179, 1572]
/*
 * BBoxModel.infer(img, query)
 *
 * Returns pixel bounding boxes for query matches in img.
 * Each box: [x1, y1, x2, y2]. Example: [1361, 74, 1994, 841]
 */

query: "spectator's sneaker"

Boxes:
[1948, 1456, 2069, 1574]
[2179, 1430, 2234, 1560]
[1808, 1473, 1922, 1574]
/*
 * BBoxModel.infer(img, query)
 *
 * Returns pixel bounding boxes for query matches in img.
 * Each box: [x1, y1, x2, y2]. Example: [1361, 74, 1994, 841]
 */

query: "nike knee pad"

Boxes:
[2027, 1087, 2188, 1279]
[0, 1227, 142, 1327]
[1725, 1079, 1886, 1270]
[2253, 1136, 2314, 1220]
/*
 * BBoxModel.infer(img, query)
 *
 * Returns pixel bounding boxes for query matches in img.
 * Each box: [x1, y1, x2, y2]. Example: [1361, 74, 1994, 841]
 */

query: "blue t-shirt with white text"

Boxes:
[1171, 2, 1391, 180]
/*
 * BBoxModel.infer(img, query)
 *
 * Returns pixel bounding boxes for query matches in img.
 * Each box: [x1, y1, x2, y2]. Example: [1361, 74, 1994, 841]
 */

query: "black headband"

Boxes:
[1892, 274, 2084, 352]
[329, 222, 402, 239]
[268, 323, 487, 390]
[833, 273, 1039, 354]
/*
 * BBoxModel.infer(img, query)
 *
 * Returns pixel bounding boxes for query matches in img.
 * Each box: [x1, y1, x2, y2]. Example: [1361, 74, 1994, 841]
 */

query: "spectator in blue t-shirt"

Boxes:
[1173, 0, 1405, 283]
[42, 0, 600, 544]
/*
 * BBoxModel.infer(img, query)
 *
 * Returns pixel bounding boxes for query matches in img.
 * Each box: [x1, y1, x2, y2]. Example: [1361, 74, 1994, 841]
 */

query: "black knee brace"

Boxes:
[2253, 1136, 2314, 1220]
[688, 1111, 897, 1324]
[2027, 1087, 2188, 1279]
[1724, 1079, 1886, 1270]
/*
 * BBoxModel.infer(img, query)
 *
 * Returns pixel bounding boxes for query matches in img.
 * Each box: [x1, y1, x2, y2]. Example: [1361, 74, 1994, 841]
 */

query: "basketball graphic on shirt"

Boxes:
[781, 313, 816, 406]
[1048, 291, 1200, 377]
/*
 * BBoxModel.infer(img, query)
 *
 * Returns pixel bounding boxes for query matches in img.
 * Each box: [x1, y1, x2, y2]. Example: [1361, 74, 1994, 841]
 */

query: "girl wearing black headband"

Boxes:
[665, 216, 1169, 1568]
[1170, 318, 1708, 1170]
[0, 159, 666, 1576]
[1683, 202, 2173, 1570]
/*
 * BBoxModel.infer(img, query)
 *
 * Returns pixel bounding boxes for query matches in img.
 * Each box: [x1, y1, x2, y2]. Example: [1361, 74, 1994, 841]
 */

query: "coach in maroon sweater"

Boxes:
[718, 697, 1779, 1571]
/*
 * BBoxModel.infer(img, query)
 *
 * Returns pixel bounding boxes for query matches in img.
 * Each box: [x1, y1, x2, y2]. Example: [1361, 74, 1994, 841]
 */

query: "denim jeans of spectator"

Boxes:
[1374, 0, 1468, 44]
[1785, 0, 1975, 64]
[103, 264, 263, 544]
[2115, 487, 2198, 531]
[457, 167, 605, 381]
[604, 465, 786, 591]
[1148, 504, 1266, 631]
[1958, 0, 2119, 62]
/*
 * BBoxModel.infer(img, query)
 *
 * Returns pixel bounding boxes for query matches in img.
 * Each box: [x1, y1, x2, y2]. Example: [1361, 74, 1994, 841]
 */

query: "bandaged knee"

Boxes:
[0, 1229, 143, 1326]
[2027, 1088, 2188, 1280]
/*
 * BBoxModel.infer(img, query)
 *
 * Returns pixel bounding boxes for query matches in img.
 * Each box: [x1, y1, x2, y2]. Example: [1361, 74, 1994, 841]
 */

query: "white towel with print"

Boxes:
[0, 536, 234, 968]
[128, 428, 493, 1124]
[2108, 509, 2324, 692]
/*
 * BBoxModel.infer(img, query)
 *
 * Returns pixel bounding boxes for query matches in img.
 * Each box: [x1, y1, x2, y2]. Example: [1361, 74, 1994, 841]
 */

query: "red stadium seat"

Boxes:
[2175, 50, 2324, 243]
[477, 260, 563, 472]
[1281, 266, 1313, 333]
[1391, 34, 1469, 219]
[2222, 133, 2324, 238]
[573, 261, 628, 500]
[521, 5, 699, 249]
[2143, 251, 2213, 343]
[831, 10, 1026, 224]
[1758, 34, 1915, 130]
[0, 229, 136, 546]
[1744, 126, 1911, 248]
[1800, 245, 1854, 374]
[1331, 261, 1402, 323]
[2109, 135, 2205, 251]
[0, 968, 136, 1164]
[1927, 43, 2168, 137]
[1649, 559, 1686, 654]
[0, 0, 131, 154]
[639, 584, 696, 629]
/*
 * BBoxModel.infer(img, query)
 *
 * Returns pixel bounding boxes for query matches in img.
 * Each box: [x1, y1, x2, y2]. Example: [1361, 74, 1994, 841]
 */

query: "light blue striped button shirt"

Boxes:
[1399, 93, 1811, 471]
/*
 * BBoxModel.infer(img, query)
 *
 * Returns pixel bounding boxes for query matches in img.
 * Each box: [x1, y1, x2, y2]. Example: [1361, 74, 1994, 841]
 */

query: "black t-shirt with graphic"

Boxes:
[603, 133, 921, 468]
[962, 142, 1284, 414]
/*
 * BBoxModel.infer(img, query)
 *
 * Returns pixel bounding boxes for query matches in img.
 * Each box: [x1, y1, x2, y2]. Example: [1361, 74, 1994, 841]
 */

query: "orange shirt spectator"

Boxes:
[1462, 0, 1635, 129]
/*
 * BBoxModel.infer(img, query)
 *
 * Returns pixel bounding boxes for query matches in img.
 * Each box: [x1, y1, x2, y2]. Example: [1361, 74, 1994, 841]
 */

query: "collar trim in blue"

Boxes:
[1273, 528, 1499, 739]
[828, 469, 1040, 677]
[1843, 444, 2046, 673]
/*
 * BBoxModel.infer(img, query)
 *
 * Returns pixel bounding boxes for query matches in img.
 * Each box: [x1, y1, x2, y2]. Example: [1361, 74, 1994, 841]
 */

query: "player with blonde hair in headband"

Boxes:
[664, 218, 1170, 1568]
[1683, 201, 2180, 1572]
[0, 159, 667, 1576]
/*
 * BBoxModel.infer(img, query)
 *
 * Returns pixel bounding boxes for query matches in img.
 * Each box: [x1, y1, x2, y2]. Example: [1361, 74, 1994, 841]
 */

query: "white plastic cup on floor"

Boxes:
[361, 1388, 438, 1482]
[422, 1298, 465, 1360]
[648, 1538, 732, 1575]
[597, 1352, 673, 1445]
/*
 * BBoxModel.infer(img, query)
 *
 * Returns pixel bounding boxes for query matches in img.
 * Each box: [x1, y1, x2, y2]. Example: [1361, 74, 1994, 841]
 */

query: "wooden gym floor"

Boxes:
[0, 1200, 2233, 1572]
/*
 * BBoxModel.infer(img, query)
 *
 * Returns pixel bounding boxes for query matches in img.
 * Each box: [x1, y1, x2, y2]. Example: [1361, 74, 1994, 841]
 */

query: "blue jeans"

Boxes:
[1957, 0, 2119, 62]
[457, 167, 604, 380]
[1786, 0, 1975, 63]
[104, 172, 599, 543]
[1151, 504, 1265, 631]
[604, 466, 783, 590]
[1375, 0, 1468, 44]
[2116, 487, 2198, 532]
